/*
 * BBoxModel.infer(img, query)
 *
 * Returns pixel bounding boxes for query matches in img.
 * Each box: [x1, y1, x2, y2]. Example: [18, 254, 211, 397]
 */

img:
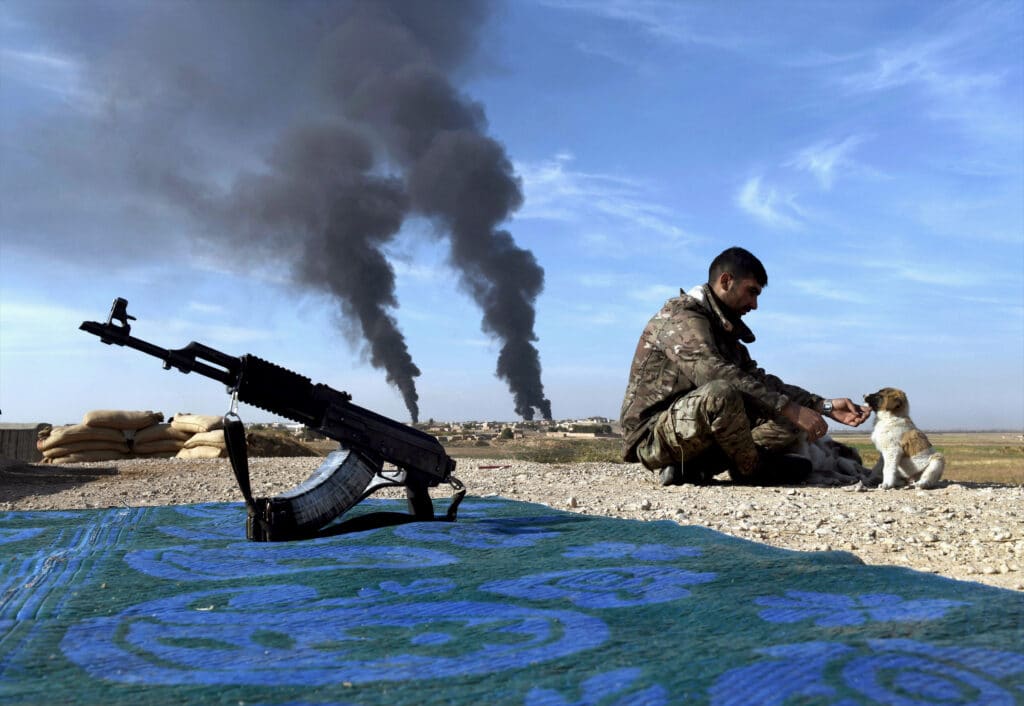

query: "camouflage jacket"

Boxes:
[619, 284, 823, 461]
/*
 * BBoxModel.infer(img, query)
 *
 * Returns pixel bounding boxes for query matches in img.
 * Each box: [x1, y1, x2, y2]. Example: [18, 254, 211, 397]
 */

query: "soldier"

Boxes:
[620, 247, 869, 486]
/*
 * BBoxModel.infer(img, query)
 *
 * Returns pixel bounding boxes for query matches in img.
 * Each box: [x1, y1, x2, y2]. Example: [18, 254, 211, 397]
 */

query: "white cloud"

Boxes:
[735, 176, 803, 230]
[0, 297, 273, 350]
[542, 294, 641, 327]
[0, 299, 94, 351]
[575, 232, 624, 258]
[842, 40, 1000, 96]
[0, 48, 100, 112]
[515, 153, 695, 242]
[790, 279, 870, 304]
[626, 284, 678, 303]
[860, 260, 985, 288]
[156, 318, 274, 346]
[752, 310, 878, 334]
[913, 195, 1024, 245]
[835, 8, 1021, 144]
[565, 303, 626, 326]
[0, 299, 273, 360]
[537, 0, 746, 50]
[388, 258, 446, 282]
[786, 135, 871, 190]
[573, 40, 649, 72]
[575, 271, 633, 288]
[186, 301, 227, 316]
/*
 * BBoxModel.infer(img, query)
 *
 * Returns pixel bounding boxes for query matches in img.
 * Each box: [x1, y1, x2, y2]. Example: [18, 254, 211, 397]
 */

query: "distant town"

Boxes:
[255, 417, 622, 443]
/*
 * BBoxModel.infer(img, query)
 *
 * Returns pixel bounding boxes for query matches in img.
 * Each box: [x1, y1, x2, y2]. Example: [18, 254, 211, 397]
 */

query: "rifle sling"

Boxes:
[223, 414, 254, 507]
[223, 414, 275, 541]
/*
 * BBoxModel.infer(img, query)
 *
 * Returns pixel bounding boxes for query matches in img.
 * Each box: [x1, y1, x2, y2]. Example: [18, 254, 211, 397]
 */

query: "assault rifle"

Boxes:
[80, 297, 463, 541]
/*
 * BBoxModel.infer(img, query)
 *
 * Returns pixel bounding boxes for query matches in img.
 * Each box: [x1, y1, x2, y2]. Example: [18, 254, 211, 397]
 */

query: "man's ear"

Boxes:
[718, 272, 734, 291]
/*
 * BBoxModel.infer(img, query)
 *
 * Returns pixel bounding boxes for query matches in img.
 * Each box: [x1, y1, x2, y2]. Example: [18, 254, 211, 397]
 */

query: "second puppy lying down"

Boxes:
[789, 435, 873, 487]
[865, 387, 946, 489]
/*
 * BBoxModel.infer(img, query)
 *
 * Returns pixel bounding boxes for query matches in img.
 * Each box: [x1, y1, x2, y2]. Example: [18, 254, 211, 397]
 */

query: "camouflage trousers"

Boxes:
[635, 380, 800, 477]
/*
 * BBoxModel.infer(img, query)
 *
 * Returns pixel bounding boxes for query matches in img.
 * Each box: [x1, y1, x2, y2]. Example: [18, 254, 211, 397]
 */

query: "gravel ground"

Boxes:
[3, 455, 1022, 592]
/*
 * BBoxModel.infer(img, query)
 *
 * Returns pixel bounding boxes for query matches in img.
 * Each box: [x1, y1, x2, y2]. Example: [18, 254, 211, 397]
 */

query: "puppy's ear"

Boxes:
[892, 389, 908, 412]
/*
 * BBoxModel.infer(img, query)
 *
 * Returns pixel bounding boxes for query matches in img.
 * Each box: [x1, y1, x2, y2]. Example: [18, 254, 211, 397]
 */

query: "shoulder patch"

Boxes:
[901, 428, 932, 456]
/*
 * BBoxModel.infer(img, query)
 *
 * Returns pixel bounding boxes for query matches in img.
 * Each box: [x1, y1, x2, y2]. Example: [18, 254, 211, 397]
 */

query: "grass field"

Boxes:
[834, 432, 1024, 485]
[438, 432, 1024, 485]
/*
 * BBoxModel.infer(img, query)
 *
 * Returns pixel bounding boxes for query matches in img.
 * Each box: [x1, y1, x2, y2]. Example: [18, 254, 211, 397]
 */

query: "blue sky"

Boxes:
[1, 0, 1022, 431]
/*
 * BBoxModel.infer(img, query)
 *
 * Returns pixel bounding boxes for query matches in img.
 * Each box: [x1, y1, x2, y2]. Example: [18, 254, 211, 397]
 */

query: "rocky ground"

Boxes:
[2, 455, 1022, 592]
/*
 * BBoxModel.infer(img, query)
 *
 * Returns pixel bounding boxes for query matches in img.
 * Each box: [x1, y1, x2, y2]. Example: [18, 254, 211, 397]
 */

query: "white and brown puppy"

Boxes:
[865, 387, 945, 489]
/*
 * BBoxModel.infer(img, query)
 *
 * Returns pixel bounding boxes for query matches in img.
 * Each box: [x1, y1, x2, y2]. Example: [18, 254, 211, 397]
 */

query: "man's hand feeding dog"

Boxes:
[865, 387, 946, 489]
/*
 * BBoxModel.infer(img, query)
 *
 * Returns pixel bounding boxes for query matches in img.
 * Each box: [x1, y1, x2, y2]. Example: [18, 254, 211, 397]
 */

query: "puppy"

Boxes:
[865, 387, 945, 489]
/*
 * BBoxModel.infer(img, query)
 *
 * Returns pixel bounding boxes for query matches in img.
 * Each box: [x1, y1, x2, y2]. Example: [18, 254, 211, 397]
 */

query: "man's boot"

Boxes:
[659, 464, 683, 486]
[660, 461, 714, 486]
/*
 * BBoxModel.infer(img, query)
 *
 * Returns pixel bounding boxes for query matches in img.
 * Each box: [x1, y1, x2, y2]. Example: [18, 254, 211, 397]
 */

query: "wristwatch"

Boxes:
[821, 399, 834, 415]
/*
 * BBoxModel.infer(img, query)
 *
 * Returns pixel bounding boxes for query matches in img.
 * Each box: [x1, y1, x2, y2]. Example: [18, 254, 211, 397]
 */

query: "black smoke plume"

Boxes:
[224, 124, 421, 421]
[11, 0, 552, 421]
[318, 1, 553, 420]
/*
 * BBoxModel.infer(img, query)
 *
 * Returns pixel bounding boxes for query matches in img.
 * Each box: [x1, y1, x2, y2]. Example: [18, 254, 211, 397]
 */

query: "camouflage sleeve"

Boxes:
[662, 313, 792, 414]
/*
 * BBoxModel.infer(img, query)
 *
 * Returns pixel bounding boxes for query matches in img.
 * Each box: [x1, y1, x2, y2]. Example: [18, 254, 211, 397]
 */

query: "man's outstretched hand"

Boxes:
[784, 398, 870, 442]
[827, 398, 871, 427]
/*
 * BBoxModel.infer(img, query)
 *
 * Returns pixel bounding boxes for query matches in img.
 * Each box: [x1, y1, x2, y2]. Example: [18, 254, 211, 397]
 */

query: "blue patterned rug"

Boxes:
[2, 497, 1022, 705]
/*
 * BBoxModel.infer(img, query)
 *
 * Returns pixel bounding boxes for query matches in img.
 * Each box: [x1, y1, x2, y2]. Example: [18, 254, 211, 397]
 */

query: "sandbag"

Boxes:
[133, 438, 186, 454]
[134, 423, 191, 445]
[170, 414, 224, 434]
[176, 445, 228, 459]
[133, 450, 179, 459]
[46, 450, 130, 464]
[37, 424, 127, 452]
[82, 409, 164, 431]
[42, 440, 131, 460]
[183, 429, 227, 450]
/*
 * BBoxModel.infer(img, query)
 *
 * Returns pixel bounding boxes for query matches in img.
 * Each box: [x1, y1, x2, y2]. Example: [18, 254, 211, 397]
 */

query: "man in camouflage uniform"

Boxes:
[620, 247, 869, 485]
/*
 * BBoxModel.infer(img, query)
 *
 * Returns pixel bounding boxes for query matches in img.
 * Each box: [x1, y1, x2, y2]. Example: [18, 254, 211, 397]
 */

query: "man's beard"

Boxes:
[709, 287, 743, 322]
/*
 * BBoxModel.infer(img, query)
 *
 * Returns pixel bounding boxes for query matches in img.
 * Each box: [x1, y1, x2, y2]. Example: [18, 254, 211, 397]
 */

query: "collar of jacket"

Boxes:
[683, 284, 756, 344]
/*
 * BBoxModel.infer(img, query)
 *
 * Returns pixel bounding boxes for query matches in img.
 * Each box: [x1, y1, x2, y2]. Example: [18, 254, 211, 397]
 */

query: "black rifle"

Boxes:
[80, 297, 464, 541]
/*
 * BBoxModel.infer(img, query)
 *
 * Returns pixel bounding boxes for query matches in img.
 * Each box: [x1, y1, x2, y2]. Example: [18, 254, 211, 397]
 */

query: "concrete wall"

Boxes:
[0, 424, 48, 462]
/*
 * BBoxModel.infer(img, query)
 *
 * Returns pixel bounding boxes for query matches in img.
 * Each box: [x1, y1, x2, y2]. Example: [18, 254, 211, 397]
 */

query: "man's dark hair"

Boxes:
[708, 247, 768, 287]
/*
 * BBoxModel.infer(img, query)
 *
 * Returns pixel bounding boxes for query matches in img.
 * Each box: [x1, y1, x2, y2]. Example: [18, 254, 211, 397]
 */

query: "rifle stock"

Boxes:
[80, 297, 462, 540]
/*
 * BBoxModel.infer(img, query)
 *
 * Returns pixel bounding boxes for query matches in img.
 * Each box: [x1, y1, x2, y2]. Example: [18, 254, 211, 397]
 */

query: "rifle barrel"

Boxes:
[79, 321, 240, 387]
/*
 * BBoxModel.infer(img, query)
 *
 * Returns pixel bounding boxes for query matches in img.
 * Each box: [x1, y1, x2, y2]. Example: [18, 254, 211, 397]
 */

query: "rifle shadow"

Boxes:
[315, 506, 589, 537]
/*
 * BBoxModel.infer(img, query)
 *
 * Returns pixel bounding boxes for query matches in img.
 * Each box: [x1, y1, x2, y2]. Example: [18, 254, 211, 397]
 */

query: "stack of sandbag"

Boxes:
[37, 424, 130, 464]
[132, 423, 192, 458]
[172, 414, 228, 459]
[37, 410, 163, 464]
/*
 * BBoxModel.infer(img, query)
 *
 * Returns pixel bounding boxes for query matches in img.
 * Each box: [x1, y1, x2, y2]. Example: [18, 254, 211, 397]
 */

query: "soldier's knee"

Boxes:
[695, 380, 743, 412]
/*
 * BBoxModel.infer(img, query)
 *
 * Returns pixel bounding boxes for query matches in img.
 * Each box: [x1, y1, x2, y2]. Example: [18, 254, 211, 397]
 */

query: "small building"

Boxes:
[0, 423, 49, 463]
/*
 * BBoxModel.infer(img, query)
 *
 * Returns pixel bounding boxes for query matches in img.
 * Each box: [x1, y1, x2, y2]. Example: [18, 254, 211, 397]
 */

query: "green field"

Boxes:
[438, 432, 1024, 485]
